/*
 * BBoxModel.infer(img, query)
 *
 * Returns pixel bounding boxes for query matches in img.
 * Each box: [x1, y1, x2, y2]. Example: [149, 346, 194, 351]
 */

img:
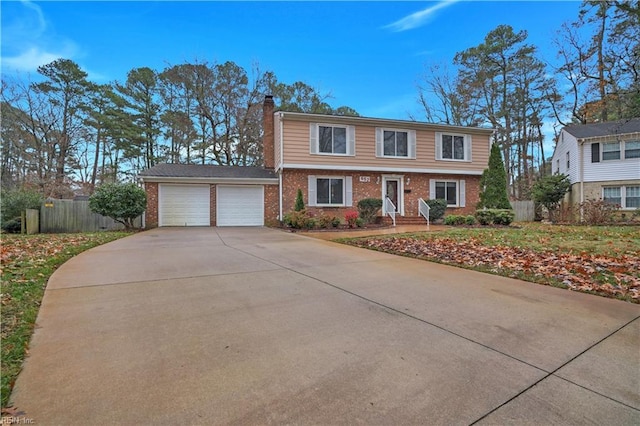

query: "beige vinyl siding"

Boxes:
[281, 119, 490, 173]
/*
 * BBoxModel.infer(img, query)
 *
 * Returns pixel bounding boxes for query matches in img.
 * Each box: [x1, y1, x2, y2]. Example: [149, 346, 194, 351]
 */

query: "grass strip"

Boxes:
[1, 232, 130, 408]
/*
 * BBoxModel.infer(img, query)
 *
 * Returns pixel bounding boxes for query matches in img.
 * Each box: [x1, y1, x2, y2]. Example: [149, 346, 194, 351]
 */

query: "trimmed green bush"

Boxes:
[357, 198, 383, 224]
[89, 183, 146, 230]
[475, 209, 515, 226]
[283, 210, 315, 229]
[444, 215, 476, 226]
[425, 199, 447, 221]
[294, 189, 305, 211]
[1, 189, 43, 227]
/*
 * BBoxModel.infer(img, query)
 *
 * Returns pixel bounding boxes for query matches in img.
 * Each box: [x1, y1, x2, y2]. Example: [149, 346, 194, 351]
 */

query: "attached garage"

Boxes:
[217, 185, 264, 226]
[139, 164, 279, 229]
[159, 184, 210, 226]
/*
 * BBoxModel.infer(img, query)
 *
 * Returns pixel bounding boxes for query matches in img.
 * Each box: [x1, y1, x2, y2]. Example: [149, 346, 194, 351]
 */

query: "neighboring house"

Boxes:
[140, 96, 494, 227]
[551, 118, 640, 210]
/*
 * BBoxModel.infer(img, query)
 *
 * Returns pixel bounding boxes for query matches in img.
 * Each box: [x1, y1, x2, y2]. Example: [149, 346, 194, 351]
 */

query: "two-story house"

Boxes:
[551, 118, 640, 210]
[140, 96, 493, 227]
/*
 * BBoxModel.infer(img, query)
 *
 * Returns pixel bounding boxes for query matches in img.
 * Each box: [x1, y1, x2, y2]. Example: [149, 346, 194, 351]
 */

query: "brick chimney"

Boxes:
[262, 95, 275, 169]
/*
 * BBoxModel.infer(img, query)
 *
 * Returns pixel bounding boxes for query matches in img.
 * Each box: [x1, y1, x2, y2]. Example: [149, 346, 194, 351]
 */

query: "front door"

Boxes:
[382, 176, 403, 215]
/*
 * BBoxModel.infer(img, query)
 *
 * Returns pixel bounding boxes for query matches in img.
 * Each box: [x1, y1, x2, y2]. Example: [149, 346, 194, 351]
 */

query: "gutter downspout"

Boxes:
[279, 113, 284, 221]
[579, 139, 584, 222]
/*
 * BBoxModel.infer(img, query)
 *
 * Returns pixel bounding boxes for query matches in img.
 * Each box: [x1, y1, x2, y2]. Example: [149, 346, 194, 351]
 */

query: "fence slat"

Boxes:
[39, 200, 141, 233]
[511, 200, 535, 222]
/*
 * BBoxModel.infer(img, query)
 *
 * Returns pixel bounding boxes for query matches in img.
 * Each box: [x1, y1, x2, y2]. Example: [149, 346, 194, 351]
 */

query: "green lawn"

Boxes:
[339, 223, 640, 303]
[1, 232, 130, 408]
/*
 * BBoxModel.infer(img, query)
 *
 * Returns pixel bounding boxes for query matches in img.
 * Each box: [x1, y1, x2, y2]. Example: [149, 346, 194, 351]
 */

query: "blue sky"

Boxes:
[2, 1, 582, 121]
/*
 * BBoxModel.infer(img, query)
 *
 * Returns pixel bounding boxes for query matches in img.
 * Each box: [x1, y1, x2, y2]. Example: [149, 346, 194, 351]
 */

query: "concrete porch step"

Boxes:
[380, 216, 428, 225]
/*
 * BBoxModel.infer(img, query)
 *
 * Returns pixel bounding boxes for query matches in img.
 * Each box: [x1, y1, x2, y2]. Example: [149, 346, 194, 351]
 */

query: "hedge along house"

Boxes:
[140, 96, 494, 227]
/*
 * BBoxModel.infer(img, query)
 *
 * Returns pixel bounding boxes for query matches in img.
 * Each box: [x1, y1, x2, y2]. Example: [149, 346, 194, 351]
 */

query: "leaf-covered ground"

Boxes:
[1, 232, 130, 408]
[342, 224, 640, 303]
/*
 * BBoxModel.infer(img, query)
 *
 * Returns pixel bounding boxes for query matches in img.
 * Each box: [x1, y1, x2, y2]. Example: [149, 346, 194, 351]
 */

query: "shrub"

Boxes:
[1, 188, 43, 227]
[580, 199, 620, 225]
[294, 189, 305, 212]
[425, 199, 447, 221]
[2, 218, 22, 234]
[355, 218, 365, 228]
[465, 215, 476, 225]
[444, 215, 467, 226]
[357, 198, 383, 224]
[317, 213, 340, 229]
[531, 174, 571, 222]
[475, 209, 515, 226]
[345, 210, 359, 228]
[283, 210, 316, 229]
[89, 183, 146, 230]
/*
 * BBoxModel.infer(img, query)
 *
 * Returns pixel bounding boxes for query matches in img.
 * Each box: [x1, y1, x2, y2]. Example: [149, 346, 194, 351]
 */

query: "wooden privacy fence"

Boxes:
[511, 200, 535, 222]
[38, 199, 142, 233]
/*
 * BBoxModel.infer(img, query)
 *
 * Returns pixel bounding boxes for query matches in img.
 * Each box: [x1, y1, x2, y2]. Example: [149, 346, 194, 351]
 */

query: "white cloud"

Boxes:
[2, 47, 65, 73]
[384, 0, 460, 32]
[1, 0, 79, 74]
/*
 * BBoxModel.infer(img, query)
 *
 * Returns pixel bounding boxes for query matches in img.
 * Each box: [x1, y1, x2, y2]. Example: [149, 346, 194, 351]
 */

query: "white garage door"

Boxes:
[217, 185, 264, 226]
[159, 184, 210, 226]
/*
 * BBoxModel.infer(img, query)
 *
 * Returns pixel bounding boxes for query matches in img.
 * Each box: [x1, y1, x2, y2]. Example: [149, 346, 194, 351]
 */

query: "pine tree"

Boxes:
[478, 143, 512, 209]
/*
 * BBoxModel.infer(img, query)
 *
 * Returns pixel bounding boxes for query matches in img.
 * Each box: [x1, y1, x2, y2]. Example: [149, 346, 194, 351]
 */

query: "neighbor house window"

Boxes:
[307, 176, 353, 207]
[624, 140, 640, 159]
[566, 152, 570, 169]
[602, 142, 621, 161]
[309, 124, 355, 155]
[603, 187, 622, 206]
[375, 128, 416, 158]
[626, 186, 640, 208]
[430, 179, 466, 207]
[436, 133, 471, 161]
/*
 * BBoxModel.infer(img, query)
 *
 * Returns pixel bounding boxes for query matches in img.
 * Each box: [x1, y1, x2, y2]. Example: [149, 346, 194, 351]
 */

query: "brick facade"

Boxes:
[144, 182, 159, 228]
[281, 169, 480, 220]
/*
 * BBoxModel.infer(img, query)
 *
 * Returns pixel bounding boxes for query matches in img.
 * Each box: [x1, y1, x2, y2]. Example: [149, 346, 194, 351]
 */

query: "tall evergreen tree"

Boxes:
[478, 143, 512, 209]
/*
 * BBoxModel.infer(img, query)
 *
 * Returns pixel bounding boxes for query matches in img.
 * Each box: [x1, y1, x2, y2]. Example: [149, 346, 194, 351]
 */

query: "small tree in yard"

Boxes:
[294, 189, 305, 211]
[89, 183, 146, 230]
[531, 174, 571, 222]
[478, 143, 511, 209]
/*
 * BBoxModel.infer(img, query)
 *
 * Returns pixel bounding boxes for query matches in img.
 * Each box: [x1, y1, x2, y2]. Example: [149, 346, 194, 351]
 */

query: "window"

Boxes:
[626, 186, 640, 208]
[384, 130, 408, 157]
[603, 187, 622, 206]
[602, 142, 621, 161]
[376, 128, 416, 158]
[436, 133, 471, 161]
[430, 179, 466, 207]
[310, 124, 354, 156]
[307, 176, 353, 207]
[316, 178, 343, 205]
[556, 159, 560, 174]
[436, 182, 457, 206]
[624, 140, 640, 159]
[566, 152, 570, 169]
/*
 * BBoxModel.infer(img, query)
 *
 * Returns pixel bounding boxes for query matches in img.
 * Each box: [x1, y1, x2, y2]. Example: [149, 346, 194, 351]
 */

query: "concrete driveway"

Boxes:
[9, 227, 640, 425]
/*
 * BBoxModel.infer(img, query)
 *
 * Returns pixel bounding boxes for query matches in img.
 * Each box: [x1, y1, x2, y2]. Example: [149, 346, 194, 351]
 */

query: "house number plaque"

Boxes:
[359, 176, 371, 183]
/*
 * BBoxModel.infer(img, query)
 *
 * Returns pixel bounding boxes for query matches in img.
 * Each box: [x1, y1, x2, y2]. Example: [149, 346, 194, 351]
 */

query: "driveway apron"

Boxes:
[9, 227, 640, 425]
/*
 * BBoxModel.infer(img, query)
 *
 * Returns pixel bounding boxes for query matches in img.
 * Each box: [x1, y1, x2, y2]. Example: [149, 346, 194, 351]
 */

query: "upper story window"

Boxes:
[602, 142, 621, 160]
[624, 140, 640, 159]
[436, 133, 471, 161]
[310, 124, 355, 156]
[566, 152, 570, 169]
[375, 128, 416, 159]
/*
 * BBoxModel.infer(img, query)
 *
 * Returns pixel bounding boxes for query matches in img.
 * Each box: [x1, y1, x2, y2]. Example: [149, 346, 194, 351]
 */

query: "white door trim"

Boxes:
[381, 175, 404, 216]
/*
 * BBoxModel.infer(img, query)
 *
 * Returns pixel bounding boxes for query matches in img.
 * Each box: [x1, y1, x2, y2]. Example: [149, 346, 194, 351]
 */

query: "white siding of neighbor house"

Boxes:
[581, 142, 640, 182]
[552, 129, 640, 183]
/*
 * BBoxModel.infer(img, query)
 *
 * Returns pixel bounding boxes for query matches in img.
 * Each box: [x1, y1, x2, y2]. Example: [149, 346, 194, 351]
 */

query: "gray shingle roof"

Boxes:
[139, 163, 277, 179]
[564, 118, 640, 139]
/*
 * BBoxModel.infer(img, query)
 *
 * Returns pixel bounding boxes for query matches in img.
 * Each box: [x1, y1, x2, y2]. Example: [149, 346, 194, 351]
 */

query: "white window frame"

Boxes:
[604, 185, 640, 210]
[624, 140, 640, 159]
[602, 142, 621, 161]
[307, 175, 353, 207]
[309, 123, 355, 156]
[435, 132, 472, 162]
[375, 128, 416, 159]
[429, 179, 466, 208]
